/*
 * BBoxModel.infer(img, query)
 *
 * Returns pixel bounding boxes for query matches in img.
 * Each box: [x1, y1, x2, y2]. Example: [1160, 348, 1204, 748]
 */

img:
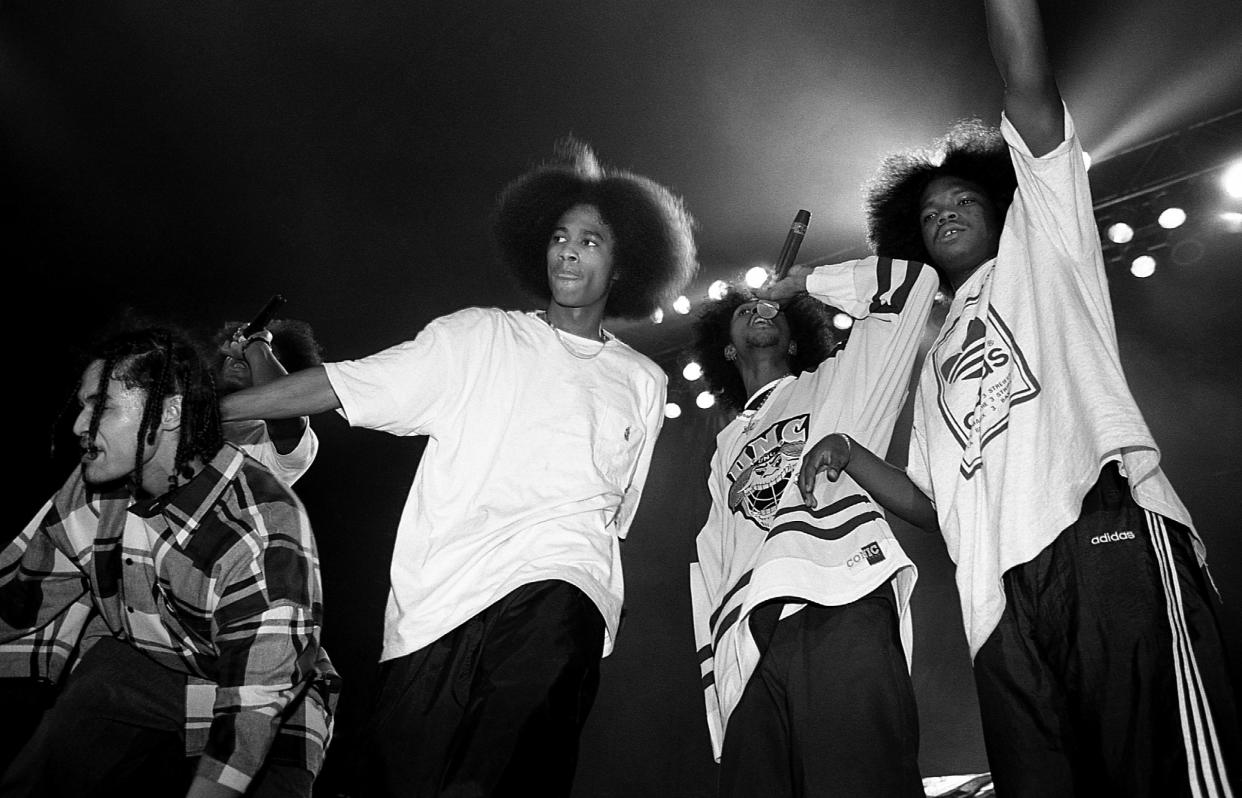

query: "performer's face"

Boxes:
[919, 176, 1001, 286]
[546, 204, 617, 312]
[729, 299, 791, 357]
[72, 359, 152, 486]
[218, 355, 252, 393]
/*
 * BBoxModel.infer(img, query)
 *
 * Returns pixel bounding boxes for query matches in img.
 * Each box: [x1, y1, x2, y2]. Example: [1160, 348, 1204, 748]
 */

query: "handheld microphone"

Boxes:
[241, 294, 287, 337]
[772, 209, 811, 281]
[756, 210, 812, 318]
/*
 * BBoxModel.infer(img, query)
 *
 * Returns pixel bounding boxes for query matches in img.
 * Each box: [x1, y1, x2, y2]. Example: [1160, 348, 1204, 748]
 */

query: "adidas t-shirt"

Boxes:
[906, 110, 1199, 658]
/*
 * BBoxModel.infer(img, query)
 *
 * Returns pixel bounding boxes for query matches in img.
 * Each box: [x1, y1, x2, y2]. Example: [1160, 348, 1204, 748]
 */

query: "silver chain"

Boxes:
[541, 312, 608, 360]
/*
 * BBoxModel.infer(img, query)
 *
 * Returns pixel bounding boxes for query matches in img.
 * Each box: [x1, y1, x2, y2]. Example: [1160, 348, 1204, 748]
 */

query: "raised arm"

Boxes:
[986, 0, 1064, 156]
[221, 366, 341, 423]
[220, 332, 309, 454]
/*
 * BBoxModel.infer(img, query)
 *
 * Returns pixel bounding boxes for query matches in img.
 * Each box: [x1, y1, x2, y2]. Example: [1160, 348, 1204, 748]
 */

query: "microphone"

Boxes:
[756, 210, 811, 319]
[772, 209, 811, 281]
[241, 294, 287, 337]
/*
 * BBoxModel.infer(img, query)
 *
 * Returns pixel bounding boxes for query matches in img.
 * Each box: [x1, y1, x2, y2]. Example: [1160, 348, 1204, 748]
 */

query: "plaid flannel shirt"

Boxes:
[0, 443, 339, 793]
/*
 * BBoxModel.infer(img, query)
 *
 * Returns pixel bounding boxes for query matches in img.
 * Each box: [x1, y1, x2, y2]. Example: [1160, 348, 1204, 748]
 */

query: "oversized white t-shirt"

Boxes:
[690, 256, 938, 758]
[907, 110, 1199, 658]
[325, 307, 666, 661]
[223, 420, 319, 486]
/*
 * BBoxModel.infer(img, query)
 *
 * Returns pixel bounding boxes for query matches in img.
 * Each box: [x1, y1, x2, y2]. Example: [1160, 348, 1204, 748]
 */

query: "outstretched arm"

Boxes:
[798, 433, 938, 532]
[221, 366, 341, 423]
[986, 0, 1063, 156]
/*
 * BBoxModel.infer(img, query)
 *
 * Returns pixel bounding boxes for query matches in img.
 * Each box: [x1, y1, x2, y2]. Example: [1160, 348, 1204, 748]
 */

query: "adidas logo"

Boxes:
[1090, 530, 1136, 545]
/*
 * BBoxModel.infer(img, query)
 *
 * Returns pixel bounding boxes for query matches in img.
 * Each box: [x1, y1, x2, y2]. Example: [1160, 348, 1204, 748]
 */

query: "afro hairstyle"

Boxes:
[689, 287, 841, 413]
[864, 119, 1016, 274]
[492, 138, 698, 320]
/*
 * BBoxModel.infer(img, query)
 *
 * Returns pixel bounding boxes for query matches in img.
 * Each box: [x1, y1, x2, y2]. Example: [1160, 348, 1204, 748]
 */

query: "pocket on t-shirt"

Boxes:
[592, 406, 645, 488]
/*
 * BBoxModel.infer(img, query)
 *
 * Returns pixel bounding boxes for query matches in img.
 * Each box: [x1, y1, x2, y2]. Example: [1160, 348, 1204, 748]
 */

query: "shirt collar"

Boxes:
[743, 375, 793, 411]
[128, 443, 246, 541]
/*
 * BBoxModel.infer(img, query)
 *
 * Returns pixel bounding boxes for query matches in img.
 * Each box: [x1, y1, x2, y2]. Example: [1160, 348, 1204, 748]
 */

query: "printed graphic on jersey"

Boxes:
[726, 415, 809, 529]
[933, 293, 1040, 478]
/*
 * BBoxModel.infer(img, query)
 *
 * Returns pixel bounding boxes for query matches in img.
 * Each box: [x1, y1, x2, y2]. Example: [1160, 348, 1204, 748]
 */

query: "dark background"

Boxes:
[4, 1, 1240, 795]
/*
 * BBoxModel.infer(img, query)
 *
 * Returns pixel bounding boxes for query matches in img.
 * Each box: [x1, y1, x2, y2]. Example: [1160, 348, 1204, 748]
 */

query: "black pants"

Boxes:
[363, 580, 605, 798]
[0, 636, 314, 798]
[974, 463, 1240, 797]
[719, 582, 924, 798]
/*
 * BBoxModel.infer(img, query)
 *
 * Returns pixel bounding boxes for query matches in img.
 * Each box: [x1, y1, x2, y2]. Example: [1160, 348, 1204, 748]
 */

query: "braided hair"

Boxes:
[493, 137, 698, 319]
[85, 327, 224, 492]
[689, 287, 840, 412]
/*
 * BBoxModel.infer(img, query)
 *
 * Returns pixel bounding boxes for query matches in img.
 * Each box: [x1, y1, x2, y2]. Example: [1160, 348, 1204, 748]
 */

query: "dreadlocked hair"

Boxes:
[492, 137, 699, 319]
[689, 287, 840, 413]
[211, 318, 324, 375]
[864, 119, 1016, 276]
[86, 326, 224, 491]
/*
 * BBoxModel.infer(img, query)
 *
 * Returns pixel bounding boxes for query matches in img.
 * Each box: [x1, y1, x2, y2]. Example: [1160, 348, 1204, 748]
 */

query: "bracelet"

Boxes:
[834, 432, 852, 463]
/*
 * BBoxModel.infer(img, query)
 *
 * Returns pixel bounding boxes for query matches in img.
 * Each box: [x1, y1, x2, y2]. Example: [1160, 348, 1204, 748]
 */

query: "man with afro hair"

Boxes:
[212, 318, 325, 485]
[687, 254, 937, 797]
[795, 0, 1240, 794]
[221, 139, 697, 797]
[1, 326, 336, 797]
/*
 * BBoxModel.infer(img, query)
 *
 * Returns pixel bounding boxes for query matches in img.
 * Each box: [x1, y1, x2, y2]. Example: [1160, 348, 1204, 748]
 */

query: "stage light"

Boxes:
[707, 280, 729, 300]
[650, 307, 664, 324]
[832, 312, 854, 330]
[1081, 151, 1092, 171]
[695, 391, 716, 409]
[1224, 160, 1242, 199]
[1106, 222, 1134, 244]
[1130, 255, 1156, 278]
[682, 361, 703, 381]
[1157, 207, 1186, 229]
[1220, 211, 1242, 232]
[664, 402, 682, 419]
[744, 266, 769, 289]
[672, 295, 691, 315]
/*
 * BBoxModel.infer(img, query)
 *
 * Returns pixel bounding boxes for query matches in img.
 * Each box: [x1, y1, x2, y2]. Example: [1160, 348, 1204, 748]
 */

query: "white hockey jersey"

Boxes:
[690, 256, 938, 759]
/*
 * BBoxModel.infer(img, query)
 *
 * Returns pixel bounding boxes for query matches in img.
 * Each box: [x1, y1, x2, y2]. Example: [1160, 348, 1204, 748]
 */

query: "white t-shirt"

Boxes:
[907, 110, 1199, 658]
[224, 419, 319, 486]
[690, 256, 938, 758]
[324, 307, 666, 661]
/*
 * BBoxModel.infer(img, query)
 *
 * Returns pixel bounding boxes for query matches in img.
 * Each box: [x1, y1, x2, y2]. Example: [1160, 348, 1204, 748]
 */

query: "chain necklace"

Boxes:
[540, 312, 609, 360]
[739, 381, 781, 433]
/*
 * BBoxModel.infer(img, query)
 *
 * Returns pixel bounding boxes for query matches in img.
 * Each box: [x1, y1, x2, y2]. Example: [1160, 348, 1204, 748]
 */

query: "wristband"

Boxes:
[834, 432, 852, 463]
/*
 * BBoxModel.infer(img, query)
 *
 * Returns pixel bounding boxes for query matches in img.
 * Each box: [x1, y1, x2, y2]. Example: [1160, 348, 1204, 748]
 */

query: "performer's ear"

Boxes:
[788, 341, 798, 356]
[161, 395, 183, 429]
[724, 344, 738, 362]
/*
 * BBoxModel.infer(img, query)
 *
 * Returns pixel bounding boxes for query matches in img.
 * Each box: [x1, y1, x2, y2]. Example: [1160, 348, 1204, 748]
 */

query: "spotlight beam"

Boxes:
[1093, 162, 1235, 213]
